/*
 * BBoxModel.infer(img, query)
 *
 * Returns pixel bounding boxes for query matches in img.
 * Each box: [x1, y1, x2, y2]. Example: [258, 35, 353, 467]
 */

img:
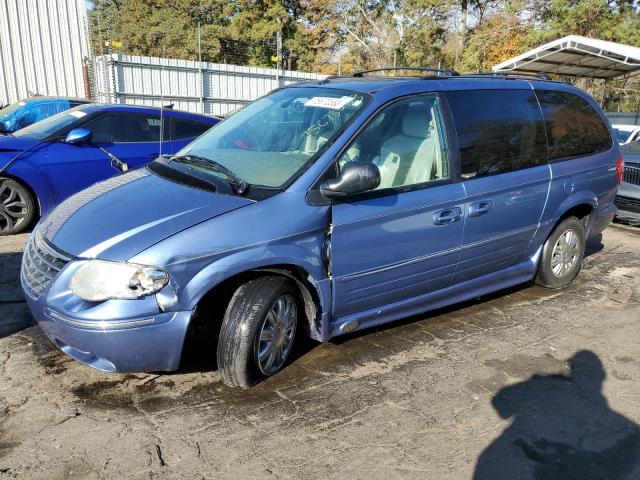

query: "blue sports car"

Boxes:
[0, 103, 219, 234]
[0, 96, 91, 134]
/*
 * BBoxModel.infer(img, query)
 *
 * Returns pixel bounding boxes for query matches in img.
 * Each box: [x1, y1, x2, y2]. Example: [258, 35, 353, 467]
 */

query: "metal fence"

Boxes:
[0, 0, 90, 105]
[606, 112, 640, 126]
[93, 54, 327, 116]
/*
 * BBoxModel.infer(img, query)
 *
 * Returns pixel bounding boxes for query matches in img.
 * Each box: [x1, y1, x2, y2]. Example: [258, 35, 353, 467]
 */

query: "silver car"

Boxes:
[616, 142, 640, 225]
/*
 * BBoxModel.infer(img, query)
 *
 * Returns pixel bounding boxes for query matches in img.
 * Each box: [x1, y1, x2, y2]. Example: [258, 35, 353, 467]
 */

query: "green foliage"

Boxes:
[88, 0, 640, 109]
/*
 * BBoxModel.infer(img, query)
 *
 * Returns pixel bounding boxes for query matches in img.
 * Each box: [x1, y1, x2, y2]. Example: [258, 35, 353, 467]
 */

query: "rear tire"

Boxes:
[535, 217, 585, 289]
[217, 276, 298, 388]
[0, 178, 35, 235]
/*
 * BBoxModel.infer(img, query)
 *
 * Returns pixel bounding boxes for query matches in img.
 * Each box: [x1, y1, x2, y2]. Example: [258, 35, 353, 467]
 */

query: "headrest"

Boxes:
[402, 110, 430, 138]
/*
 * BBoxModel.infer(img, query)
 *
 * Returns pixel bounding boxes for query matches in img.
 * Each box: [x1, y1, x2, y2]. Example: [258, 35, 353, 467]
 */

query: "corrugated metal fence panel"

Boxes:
[0, 0, 89, 105]
[606, 112, 640, 126]
[94, 54, 326, 116]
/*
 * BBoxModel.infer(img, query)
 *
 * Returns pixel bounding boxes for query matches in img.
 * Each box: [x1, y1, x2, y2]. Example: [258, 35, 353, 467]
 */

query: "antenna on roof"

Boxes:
[159, 45, 166, 158]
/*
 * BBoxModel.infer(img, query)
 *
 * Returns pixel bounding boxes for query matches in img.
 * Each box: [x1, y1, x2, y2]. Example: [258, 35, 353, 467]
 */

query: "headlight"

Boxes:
[69, 260, 169, 301]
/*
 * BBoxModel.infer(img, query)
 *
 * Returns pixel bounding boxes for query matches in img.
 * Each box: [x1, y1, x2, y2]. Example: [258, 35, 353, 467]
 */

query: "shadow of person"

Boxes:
[474, 351, 640, 480]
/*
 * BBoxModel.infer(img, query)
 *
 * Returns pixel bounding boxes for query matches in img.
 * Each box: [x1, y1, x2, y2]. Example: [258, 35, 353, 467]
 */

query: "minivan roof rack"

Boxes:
[352, 67, 460, 78]
[461, 71, 553, 81]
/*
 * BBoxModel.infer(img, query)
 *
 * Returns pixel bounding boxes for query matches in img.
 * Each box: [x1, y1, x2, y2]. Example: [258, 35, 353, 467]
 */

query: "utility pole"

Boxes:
[198, 21, 204, 114]
[276, 28, 283, 87]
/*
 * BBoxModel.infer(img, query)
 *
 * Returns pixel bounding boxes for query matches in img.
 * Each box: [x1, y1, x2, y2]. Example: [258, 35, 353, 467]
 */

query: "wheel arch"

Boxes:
[549, 191, 598, 233]
[0, 171, 41, 217]
[184, 258, 328, 346]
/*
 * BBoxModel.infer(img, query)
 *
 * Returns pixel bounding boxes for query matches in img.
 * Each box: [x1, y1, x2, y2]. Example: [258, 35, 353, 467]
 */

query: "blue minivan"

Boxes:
[21, 69, 621, 387]
[0, 103, 219, 234]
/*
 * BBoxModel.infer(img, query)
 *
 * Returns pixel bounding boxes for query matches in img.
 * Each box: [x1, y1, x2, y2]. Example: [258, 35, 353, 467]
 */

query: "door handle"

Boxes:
[433, 207, 462, 225]
[468, 201, 492, 217]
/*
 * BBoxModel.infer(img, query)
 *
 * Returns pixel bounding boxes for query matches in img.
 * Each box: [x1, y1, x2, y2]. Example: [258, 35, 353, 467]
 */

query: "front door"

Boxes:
[329, 94, 465, 318]
[46, 111, 169, 203]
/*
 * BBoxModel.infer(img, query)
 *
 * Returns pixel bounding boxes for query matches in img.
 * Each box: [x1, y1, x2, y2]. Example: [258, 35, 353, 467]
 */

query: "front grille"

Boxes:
[615, 196, 640, 214]
[21, 231, 72, 297]
[623, 163, 640, 186]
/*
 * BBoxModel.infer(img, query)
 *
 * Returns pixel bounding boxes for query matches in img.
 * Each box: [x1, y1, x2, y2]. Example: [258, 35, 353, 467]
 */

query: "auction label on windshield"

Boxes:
[305, 96, 353, 110]
[69, 110, 87, 118]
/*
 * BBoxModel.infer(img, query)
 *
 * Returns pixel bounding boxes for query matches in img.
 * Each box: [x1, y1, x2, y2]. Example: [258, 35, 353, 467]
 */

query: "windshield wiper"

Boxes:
[170, 154, 248, 194]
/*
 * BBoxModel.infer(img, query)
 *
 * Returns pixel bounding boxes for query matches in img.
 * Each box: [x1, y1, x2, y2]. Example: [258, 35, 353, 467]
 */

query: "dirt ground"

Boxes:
[1, 225, 639, 479]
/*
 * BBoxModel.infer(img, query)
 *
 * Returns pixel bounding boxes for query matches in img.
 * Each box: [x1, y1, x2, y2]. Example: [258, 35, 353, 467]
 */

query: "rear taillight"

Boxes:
[616, 156, 624, 184]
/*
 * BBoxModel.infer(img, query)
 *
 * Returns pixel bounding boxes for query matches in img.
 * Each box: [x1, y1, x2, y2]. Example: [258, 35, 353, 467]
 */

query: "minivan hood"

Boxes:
[40, 168, 255, 261]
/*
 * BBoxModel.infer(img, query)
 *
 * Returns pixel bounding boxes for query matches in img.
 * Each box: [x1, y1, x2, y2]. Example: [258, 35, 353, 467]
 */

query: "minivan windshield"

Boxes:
[174, 87, 369, 188]
[12, 107, 88, 140]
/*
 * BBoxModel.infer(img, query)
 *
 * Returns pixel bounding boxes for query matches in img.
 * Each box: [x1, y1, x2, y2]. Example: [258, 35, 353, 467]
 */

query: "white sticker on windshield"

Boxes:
[69, 110, 87, 118]
[304, 96, 353, 110]
[18, 101, 26, 106]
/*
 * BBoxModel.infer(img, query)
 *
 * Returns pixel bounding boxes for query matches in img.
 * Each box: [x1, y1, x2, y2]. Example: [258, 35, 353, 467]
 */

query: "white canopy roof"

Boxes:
[493, 35, 640, 79]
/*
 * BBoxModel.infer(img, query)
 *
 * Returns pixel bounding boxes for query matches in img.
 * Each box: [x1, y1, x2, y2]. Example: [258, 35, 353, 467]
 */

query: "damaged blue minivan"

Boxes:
[21, 68, 621, 387]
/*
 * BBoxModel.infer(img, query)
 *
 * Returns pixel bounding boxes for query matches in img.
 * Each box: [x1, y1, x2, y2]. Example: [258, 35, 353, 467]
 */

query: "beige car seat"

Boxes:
[375, 107, 442, 188]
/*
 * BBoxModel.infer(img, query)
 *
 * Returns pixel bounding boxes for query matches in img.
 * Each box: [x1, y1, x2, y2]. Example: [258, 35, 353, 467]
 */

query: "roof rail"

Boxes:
[352, 66, 460, 78]
[463, 71, 552, 81]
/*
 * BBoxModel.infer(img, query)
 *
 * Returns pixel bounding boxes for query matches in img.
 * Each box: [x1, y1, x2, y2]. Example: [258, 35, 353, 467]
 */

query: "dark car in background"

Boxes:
[616, 142, 640, 225]
[0, 103, 219, 234]
[0, 97, 91, 134]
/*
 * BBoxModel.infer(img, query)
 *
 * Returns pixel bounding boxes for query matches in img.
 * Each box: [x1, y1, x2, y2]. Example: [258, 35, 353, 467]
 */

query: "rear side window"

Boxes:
[172, 118, 212, 140]
[83, 112, 162, 143]
[536, 90, 611, 160]
[447, 90, 547, 178]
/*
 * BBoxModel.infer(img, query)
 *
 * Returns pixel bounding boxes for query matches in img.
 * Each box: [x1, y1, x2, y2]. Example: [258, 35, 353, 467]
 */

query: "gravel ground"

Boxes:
[0, 225, 639, 479]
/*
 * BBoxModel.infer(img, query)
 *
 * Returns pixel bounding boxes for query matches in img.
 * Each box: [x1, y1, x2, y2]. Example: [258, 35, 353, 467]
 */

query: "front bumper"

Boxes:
[22, 277, 193, 373]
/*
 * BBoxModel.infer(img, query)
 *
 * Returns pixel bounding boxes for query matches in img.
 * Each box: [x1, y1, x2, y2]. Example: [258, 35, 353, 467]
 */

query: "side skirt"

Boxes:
[328, 247, 542, 339]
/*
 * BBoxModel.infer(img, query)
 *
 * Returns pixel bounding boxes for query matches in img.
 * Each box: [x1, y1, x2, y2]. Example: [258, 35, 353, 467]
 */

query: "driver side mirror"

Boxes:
[65, 128, 92, 145]
[0, 122, 8, 134]
[320, 162, 381, 200]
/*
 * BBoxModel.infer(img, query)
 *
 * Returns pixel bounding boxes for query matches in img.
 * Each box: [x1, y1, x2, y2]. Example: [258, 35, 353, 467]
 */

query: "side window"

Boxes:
[82, 113, 162, 143]
[536, 90, 612, 160]
[172, 118, 212, 140]
[338, 95, 450, 190]
[447, 90, 547, 179]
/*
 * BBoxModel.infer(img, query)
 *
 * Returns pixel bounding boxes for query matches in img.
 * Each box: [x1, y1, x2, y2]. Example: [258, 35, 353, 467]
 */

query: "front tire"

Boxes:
[0, 178, 35, 235]
[535, 217, 586, 289]
[217, 277, 298, 388]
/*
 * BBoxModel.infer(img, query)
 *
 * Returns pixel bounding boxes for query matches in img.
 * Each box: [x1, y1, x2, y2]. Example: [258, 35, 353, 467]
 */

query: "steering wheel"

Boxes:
[233, 130, 264, 151]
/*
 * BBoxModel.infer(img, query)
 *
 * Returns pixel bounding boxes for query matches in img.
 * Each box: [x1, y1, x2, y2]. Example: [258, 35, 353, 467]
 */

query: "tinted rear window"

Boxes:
[536, 90, 611, 160]
[447, 89, 548, 178]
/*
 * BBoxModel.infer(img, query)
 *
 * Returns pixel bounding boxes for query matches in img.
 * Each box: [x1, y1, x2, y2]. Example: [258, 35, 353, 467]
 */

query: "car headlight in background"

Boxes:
[69, 260, 169, 301]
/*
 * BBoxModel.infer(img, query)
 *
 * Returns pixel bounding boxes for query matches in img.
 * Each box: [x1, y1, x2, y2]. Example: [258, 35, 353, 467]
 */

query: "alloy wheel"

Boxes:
[0, 180, 29, 233]
[255, 294, 297, 375]
[551, 229, 580, 277]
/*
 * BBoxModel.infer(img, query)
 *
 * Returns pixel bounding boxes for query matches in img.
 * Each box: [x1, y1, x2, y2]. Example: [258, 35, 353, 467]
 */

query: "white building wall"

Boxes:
[0, 0, 90, 105]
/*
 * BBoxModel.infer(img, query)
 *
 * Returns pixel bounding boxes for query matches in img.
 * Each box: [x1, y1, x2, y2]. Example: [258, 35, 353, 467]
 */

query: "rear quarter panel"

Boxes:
[531, 82, 619, 240]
